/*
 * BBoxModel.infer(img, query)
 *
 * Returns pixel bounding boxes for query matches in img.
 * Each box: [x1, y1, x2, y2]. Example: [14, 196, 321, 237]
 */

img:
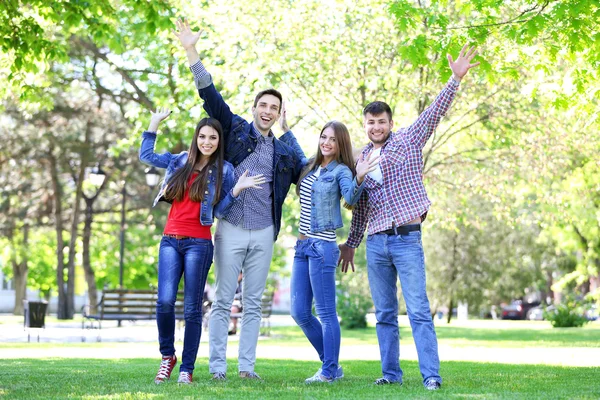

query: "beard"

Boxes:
[368, 131, 390, 144]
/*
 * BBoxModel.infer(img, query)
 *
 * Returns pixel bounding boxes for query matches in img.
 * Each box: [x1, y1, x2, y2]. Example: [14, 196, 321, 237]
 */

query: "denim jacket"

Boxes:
[281, 130, 365, 233]
[198, 83, 304, 240]
[139, 131, 237, 226]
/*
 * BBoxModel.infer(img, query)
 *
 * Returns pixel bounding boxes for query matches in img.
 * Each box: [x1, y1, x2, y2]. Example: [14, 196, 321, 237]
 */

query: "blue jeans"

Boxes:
[290, 238, 340, 379]
[366, 230, 441, 385]
[156, 236, 213, 373]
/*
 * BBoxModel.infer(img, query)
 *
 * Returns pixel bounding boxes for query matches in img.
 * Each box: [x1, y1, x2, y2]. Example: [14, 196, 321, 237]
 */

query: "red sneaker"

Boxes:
[154, 355, 177, 384]
[177, 371, 193, 384]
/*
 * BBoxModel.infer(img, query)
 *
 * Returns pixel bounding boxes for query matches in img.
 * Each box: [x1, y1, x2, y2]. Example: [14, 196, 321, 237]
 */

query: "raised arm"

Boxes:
[336, 151, 379, 205]
[139, 108, 175, 169]
[277, 102, 309, 167]
[172, 18, 236, 135]
[403, 44, 479, 149]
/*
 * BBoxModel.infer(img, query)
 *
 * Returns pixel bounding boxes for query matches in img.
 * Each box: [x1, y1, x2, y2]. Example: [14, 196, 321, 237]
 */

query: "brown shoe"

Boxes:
[239, 371, 262, 380]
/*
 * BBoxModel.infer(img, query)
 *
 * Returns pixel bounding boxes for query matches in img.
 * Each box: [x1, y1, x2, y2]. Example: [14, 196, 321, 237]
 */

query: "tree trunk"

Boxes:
[82, 199, 98, 315]
[446, 297, 453, 324]
[49, 152, 67, 319]
[12, 225, 29, 315]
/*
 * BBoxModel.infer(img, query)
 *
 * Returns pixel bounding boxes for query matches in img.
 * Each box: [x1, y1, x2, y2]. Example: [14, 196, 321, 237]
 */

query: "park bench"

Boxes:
[229, 291, 275, 336]
[82, 288, 213, 342]
[82, 289, 185, 331]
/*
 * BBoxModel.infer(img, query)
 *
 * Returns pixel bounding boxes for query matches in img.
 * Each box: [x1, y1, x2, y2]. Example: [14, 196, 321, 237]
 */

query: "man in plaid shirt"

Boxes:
[339, 45, 479, 390]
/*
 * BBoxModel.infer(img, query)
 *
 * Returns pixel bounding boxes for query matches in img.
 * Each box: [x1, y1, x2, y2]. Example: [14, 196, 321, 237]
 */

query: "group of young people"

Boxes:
[139, 18, 479, 389]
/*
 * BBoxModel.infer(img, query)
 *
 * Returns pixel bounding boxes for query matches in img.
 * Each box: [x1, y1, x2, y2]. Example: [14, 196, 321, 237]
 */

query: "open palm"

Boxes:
[172, 18, 201, 50]
[447, 44, 480, 79]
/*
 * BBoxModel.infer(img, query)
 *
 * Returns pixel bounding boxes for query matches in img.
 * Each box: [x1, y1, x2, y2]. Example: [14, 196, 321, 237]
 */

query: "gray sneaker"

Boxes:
[305, 366, 344, 383]
[211, 371, 227, 381]
[424, 378, 441, 390]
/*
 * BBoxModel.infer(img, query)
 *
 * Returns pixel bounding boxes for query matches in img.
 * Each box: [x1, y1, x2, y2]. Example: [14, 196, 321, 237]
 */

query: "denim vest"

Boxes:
[301, 160, 364, 233]
[199, 83, 304, 240]
[139, 131, 236, 226]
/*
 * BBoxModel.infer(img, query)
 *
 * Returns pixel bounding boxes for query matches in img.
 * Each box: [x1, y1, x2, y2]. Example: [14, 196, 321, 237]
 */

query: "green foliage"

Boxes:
[545, 296, 590, 328]
[336, 255, 372, 329]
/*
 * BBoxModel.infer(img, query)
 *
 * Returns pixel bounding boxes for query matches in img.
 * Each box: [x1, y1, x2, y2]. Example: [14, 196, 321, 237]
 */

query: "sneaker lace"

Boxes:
[375, 378, 390, 385]
[425, 379, 440, 387]
[213, 371, 226, 380]
[179, 372, 191, 382]
[156, 358, 173, 379]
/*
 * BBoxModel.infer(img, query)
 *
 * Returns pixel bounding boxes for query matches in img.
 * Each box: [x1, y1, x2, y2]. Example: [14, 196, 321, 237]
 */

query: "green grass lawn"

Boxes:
[1, 358, 599, 399]
[263, 320, 600, 348]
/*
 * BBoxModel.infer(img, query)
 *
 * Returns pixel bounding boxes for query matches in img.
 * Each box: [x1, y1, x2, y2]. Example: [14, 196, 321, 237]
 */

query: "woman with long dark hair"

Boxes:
[140, 108, 263, 385]
[280, 111, 379, 383]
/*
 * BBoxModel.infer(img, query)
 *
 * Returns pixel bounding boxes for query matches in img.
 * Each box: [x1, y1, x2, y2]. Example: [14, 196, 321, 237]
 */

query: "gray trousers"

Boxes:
[209, 219, 274, 373]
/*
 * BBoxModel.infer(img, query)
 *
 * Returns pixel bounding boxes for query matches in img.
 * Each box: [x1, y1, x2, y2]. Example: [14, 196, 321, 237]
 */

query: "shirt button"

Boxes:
[205, 191, 209, 194]
[209, 170, 212, 173]
[247, 148, 251, 152]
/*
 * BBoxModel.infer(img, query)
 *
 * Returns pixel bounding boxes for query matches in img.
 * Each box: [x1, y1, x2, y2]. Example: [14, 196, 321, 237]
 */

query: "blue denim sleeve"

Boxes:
[280, 130, 309, 184]
[139, 131, 174, 169]
[337, 165, 365, 206]
[199, 83, 235, 138]
[214, 163, 239, 219]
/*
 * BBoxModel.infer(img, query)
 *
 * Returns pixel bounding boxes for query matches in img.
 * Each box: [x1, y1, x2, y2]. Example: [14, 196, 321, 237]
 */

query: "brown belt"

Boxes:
[163, 234, 192, 240]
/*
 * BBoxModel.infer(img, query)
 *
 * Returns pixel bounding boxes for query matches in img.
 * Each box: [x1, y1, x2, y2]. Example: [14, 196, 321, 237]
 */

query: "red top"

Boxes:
[164, 173, 212, 239]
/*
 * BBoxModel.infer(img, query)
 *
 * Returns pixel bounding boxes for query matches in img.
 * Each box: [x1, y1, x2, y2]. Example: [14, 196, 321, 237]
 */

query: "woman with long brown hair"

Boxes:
[280, 110, 379, 383]
[140, 108, 263, 385]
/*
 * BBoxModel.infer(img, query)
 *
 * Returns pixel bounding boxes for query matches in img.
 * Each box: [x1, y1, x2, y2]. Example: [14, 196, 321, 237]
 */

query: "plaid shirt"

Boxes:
[347, 78, 460, 248]
[190, 60, 275, 230]
[224, 126, 274, 230]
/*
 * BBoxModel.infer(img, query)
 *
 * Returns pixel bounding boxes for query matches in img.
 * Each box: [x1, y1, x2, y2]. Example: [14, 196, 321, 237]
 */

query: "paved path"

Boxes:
[2, 315, 598, 367]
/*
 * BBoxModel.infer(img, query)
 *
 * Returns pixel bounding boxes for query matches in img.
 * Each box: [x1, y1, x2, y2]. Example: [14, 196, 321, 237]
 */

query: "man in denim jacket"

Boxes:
[173, 19, 303, 380]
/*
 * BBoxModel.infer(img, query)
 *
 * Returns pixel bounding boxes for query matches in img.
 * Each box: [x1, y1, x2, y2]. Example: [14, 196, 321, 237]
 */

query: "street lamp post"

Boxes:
[90, 165, 160, 327]
[89, 165, 161, 289]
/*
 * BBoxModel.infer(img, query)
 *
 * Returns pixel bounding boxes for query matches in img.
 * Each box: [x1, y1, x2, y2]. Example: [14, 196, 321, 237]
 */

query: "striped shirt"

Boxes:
[224, 125, 274, 230]
[298, 168, 337, 241]
[347, 77, 460, 248]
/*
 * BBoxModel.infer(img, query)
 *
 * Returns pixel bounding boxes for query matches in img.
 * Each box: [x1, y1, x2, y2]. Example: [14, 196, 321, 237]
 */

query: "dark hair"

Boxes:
[363, 101, 393, 121]
[163, 118, 225, 204]
[253, 88, 283, 112]
[296, 120, 356, 196]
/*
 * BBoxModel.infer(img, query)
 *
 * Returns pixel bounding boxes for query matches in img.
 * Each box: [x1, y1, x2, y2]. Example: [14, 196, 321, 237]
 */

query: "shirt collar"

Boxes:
[252, 123, 274, 142]
[321, 159, 339, 172]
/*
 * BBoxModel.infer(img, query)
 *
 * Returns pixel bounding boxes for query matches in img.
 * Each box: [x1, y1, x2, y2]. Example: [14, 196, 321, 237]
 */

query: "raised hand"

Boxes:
[355, 151, 380, 184]
[279, 100, 289, 133]
[338, 243, 356, 273]
[232, 170, 267, 197]
[148, 107, 171, 132]
[447, 44, 480, 81]
[172, 18, 202, 50]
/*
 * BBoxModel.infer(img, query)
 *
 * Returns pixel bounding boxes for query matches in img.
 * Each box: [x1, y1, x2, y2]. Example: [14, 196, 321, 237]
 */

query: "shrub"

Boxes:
[336, 270, 372, 329]
[544, 297, 589, 328]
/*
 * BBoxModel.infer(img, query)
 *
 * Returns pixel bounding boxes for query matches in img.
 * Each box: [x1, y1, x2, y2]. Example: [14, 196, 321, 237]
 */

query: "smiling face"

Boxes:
[196, 125, 219, 158]
[364, 112, 394, 148]
[252, 94, 281, 134]
[319, 126, 338, 161]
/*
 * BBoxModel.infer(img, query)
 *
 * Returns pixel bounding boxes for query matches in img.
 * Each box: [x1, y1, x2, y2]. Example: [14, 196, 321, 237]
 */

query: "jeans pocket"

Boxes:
[399, 231, 421, 244]
[191, 237, 210, 246]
